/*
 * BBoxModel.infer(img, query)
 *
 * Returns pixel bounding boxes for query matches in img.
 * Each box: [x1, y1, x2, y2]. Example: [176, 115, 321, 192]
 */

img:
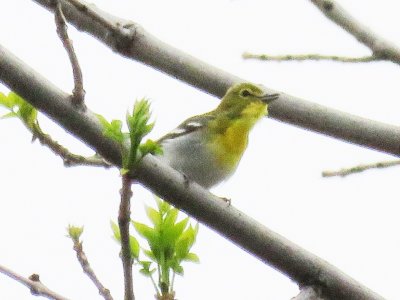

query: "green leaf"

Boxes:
[156, 198, 170, 215]
[163, 217, 188, 247]
[111, 221, 139, 259]
[129, 235, 140, 259]
[183, 225, 197, 246]
[175, 236, 191, 260]
[8, 92, 25, 107]
[164, 208, 179, 227]
[96, 114, 125, 143]
[1, 111, 17, 119]
[143, 249, 156, 262]
[146, 206, 161, 228]
[96, 113, 110, 128]
[184, 252, 200, 263]
[139, 261, 155, 277]
[111, 221, 121, 242]
[18, 101, 37, 129]
[171, 262, 184, 275]
[139, 139, 163, 156]
[106, 121, 124, 143]
[133, 222, 158, 246]
[139, 268, 155, 277]
[109, 119, 123, 134]
[0, 92, 16, 110]
[175, 224, 198, 260]
[139, 260, 152, 272]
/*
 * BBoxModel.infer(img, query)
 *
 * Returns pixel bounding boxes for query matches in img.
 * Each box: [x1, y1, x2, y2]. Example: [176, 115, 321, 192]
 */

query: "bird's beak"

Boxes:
[260, 93, 280, 104]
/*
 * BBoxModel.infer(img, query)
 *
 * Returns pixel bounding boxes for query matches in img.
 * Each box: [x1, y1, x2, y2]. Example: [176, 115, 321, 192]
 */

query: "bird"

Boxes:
[157, 82, 279, 188]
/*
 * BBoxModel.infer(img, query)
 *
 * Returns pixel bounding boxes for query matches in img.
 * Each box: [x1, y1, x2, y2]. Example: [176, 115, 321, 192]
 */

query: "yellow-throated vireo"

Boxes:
[158, 82, 279, 188]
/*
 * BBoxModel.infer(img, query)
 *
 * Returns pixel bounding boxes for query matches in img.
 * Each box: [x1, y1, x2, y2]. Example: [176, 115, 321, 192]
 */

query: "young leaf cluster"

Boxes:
[0, 92, 38, 130]
[67, 225, 84, 242]
[0, 91, 112, 167]
[112, 198, 199, 299]
[97, 99, 162, 175]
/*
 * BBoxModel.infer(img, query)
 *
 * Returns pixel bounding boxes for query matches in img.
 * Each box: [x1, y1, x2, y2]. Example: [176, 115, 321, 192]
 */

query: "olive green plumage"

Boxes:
[158, 83, 279, 188]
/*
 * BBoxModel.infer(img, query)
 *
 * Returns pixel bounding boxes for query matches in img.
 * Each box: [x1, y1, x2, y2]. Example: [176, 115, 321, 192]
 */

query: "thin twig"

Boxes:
[245, 0, 400, 65]
[31, 122, 112, 168]
[310, 0, 400, 64]
[70, 237, 114, 300]
[118, 175, 135, 300]
[54, 0, 85, 107]
[242, 52, 378, 63]
[62, 154, 113, 168]
[322, 159, 400, 177]
[0, 264, 69, 300]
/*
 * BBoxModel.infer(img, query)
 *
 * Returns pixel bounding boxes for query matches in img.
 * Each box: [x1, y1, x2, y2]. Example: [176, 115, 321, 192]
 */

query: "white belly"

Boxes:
[158, 131, 233, 188]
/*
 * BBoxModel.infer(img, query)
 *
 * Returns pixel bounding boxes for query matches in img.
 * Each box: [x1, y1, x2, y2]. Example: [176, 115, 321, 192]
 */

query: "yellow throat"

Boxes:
[205, 83, 277, 171]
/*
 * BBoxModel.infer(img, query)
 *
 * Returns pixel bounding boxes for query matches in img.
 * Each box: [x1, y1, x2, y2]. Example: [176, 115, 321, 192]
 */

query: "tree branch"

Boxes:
[244, 1, 400, 65]
[70, 236, 114, 300]
[53, 0, 85, 107]
[322, 159, 400, 177]
[30, 0, 400, 157]
[0, 264, 69, 300]
[30, 122, 112, 168]
[310, 0, 400, 64]
[118, 176, 135, 300]
[0, 43, 385, 300]
[242, 52, 377, 63]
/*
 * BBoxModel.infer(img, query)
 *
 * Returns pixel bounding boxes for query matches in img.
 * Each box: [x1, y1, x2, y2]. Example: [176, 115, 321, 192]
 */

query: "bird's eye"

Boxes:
[240, 89, 251, 97]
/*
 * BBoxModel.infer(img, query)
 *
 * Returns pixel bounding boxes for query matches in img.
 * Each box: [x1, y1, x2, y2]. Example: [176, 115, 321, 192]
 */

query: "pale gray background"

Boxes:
[1, 1, 399, 299]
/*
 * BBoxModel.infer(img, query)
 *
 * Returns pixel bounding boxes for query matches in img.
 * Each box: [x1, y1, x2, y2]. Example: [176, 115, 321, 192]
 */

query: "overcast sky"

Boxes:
[1, 1, 400, 299]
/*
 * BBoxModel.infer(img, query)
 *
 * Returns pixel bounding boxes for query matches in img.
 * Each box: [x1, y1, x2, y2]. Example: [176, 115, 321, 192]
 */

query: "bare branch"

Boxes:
[242, 52, 377, 63]
[0, 264, 69, 300]
[70, 236, 114, 300]
[322, 159, 400, 177]
[244, 1, 400, 65]
[8, 109, 112, 168]
[62, 153, 112, 168]
[310, 0, 400, 64]
[118, 175, 135, 300]
[30, 0, 400, 157]
[31, 122, 112, 168]
[0, 43, 385, 299]
[53, 0, 85, 107]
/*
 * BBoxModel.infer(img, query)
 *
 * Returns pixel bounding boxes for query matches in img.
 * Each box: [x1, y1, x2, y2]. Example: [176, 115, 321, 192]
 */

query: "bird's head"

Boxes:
[215, 83, 279, 119]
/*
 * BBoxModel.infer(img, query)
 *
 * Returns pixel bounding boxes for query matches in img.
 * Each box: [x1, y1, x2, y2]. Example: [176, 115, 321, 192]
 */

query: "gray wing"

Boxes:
[158, 114, 215, 143]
